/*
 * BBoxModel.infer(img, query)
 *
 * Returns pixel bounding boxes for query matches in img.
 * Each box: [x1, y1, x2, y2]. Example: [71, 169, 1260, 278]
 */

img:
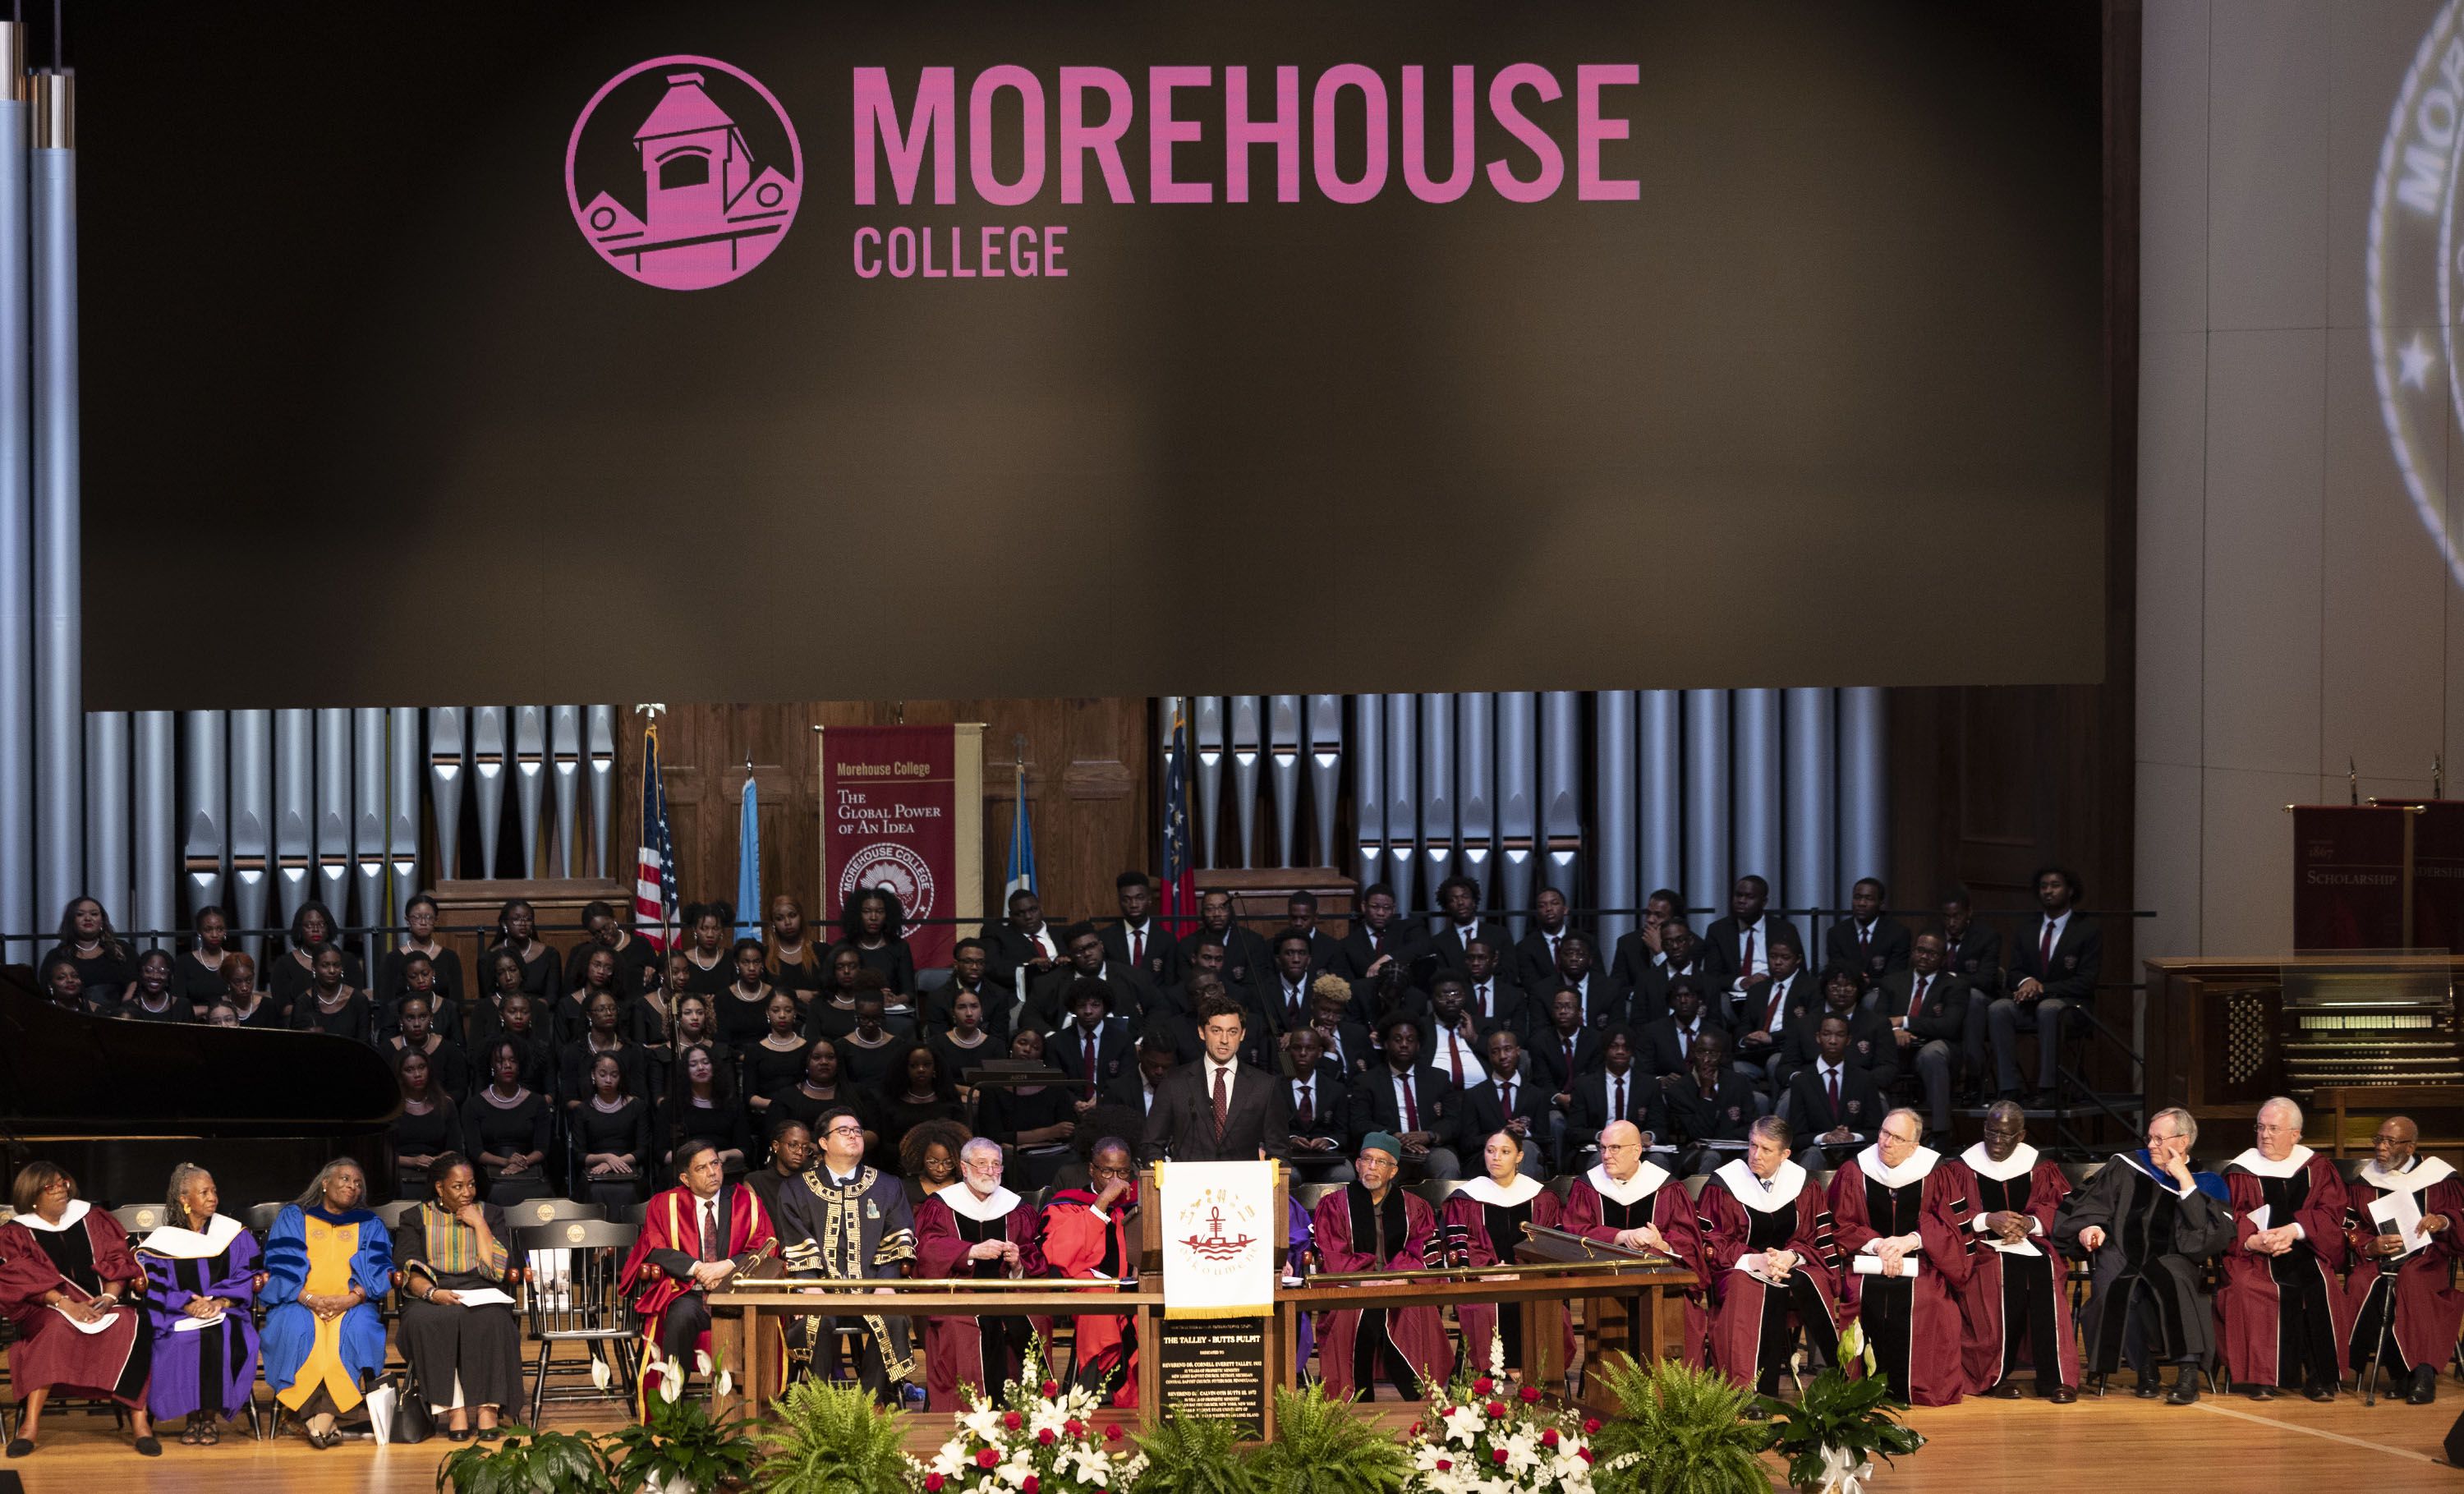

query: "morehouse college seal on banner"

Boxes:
[838, 841, 935, 929]
[2371, 2, 2464, 585]
[1159, 1161, 1275, 1319]
[566, 55, 802, 291]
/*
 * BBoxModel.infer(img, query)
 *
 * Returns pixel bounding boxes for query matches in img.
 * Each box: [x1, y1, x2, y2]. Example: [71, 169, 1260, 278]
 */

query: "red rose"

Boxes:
[926, 1477, 947, 1492]
[1004, 1411, 1024, 1432]
[1519, 1385, 1541, 1404]
[1023, 1478, 1041, 1494]
[1492, 1448, 1510, 1465]
[1486, 1401, 1506, 1419]
[1435, 1460, 1452, 1473]
[1409, 1422, 1423, 1437]
[1584, 1418, 1602, 1435]
[1473, 1376, 1495, 1395]
[1540, 1428, 1560, 1449]
[1064, 1418, 1086, 1437]
[1038, 1428, 1056, 1446]
[1104, 1424, 1124, 1443]
[1041, 1381, 1060, 1398]
[1577, 1448, 1593, 1464]
[976, 1448, 1000, 1469]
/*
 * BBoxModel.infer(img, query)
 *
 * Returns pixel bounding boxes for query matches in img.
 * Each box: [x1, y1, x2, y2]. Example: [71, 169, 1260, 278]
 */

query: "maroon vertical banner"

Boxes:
[820, 725, 964, 971]
[2384, 801, 2464, 954]
[2292, 805, 2411, 949]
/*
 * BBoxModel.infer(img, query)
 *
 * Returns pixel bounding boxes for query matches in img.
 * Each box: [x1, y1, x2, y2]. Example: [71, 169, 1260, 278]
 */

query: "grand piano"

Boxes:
[0, 966, 401, 1207]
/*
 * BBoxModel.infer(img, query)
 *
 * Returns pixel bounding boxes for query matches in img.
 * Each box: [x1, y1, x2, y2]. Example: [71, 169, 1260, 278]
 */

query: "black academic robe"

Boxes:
[2053, 1153, 2232, 1372]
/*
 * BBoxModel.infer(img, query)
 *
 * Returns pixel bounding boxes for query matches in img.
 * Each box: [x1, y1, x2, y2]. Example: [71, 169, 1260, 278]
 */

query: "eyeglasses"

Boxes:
[961, 1158, 1003, 1173]
[824, 1125, 864, 1138]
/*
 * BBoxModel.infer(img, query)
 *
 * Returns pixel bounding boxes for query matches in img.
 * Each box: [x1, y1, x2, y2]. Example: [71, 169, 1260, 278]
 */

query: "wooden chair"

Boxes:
[519, 1220, 641, 1424]
[2316, 1087, 2464, 1157]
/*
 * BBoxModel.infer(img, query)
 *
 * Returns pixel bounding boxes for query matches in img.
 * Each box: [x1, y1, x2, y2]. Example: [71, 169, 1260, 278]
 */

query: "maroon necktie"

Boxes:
[698, 1198, 720, 1263]
[1401, 1073, 1419, 1131]
[1907, 975, 1927, 1025]
[1211, 1064, 1230, 1142]
[1827, 1066, 1841, 1116]
[1447, 1032, 1464, 1085]
[1501, 1078, 1514, 1115]
[1475, 982, 1490, 1022]
[1859, 925, 1871, 960]
[1132, 926, 1145, 966]
[1084, 1030, 1099, 1079]
[1763, 981, 1786, 1032]
[1740, 929, 1756, 982]
[1295, 1080, 1313, 1130]
[2039, 921, 2056, 972]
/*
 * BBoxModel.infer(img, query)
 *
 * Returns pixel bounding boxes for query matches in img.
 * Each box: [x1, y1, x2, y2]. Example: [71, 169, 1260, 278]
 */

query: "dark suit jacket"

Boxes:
[1430, 920, 1513, 974]
[977, 921, 1063, 997]
[1349, 1063, 1463, 1152]
[1101, 919, 1184, 989]
[1138, 1058, 1291, 1163]
[1310, 1018, 1379, 1078]
[1294, 926, 1345, 974]
[2004, 914, 2100, 1004]
[1461, 976, 1532, 1038]
[1511, 924, 1593, 991]
[1529, 973, 1619, 1030]
[1666, 1071, 1759, 1145]
[1872, 968, 1968, 1045]
[1731, 972, 1816, 1048]
[1526, 1024, 1605, 1093]
[1281, 1070, 1353, 1151]
[1940, 924, 2002, 996]
[1700, 914, 1805, 995]
[1568, 1067, 1671, 1149]
[1822, 917, 1912, 984]
[1417, 1019, 1497, 1092]
[1178, 926, 1273, 995]
[1048, 1016, 1138, 1089]
[1099, 1068, 1165, 1117]
[1331, 920, 1429, 981]
[1639, 1015, 1724, 1079]
[1026, 964, 1155, 1036]
[1460, 1073, 1554, 1152]
[1785, 1063, 1886, 1139]
[1780, 1007, 1901, 1090]
[1630, 955, 1712, 1031]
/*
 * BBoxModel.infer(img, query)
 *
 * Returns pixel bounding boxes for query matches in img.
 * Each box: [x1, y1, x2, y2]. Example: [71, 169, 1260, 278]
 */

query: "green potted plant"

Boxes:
[1755, 1326, 1924, 1494]
[1582, 1353, 1772, 1494]
[602, 1352, 764, 1494]
[1248, 1384, 1411, 1494]
[752, 1377, 915, 1494]
[434, 1424, 614, 1494]
[1133, 1404, 1266, 1494]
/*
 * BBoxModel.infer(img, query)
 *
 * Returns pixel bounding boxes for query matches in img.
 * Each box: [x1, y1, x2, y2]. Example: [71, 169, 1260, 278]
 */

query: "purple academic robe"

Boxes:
[137, 1215, 263, 1422]
[1312, 1183, 1450, 1398]
[1286, 1195, 1316, 1367]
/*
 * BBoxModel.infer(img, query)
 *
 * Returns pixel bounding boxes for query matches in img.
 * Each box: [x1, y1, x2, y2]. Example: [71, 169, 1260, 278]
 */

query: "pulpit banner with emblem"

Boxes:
[1158, 1160, 1276, 1320]
[816, 724, 984, 970]
[2292, 805, 2412, 950]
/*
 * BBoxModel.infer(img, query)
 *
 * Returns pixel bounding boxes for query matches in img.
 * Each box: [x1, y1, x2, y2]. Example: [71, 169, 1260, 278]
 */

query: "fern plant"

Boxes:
[1248, 1384, 1410, 1494]
[751, 1378, 915, 1494]
[1133, 1404, 1266, 1494]
[1582, 1354, 1772, 1494]
[434, 1425, 613, 1494]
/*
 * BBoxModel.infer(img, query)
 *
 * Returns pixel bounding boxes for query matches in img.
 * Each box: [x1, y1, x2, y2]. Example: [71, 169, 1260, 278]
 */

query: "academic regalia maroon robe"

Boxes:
[1939, 1143, 2080, 1392]
[2218, 1146, 2352, 1390]
[0, 1201, 149, 1408]
[618, 1181, 780, 1414]
[1702, 1159, 1840, 1391]
[1827, 1147, 1973, 1405]
[915, 1184, 1046, 1408]
[1312, 1183, 1450, 1399]
[1562, 1162, 1712, 1366]
[2340, 1156, 2464, 1377]
[1442, 1175, 1575, 1374]
[1039, 1185, 1141, 1407]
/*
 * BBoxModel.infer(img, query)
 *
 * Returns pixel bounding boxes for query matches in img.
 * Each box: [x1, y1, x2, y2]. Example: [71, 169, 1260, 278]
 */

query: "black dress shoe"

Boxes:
[2047, 1384, 2077, 1404]
[2247, 1383, 2275, 1400]
[2134, 1371, 2161, 1399]
[2411, 1366, 2439, 1404]
[5, 1439, 33, 1459]
[1986, 1380, 2024, 1400]
[2167, 1369, 2201, 1406]
[2304, 1381, 2337, 1403]
[131, 1437, 162, 1458]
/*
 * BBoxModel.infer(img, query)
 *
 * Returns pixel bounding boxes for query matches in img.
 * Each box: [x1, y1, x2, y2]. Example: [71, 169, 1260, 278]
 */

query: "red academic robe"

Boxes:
[914, 1185, 1047, 1408]
[2218, 1147, 2355, 1389]
[0, 1202, 148, 1407]
[2341, 1156, 2464, 1373]
[1938, 1146, 2080, 1392]
[1826, 1150, 1974, 1405]
[1561, 1163, 1712, 1366]
[618, 1181, 780, 1413]
[1039, 1186, 1141, 1408]
[1312, 1183, 1451, 1398]
[1442, 1177, 1576, 1374]
[1700, 1159, 1840, 1390]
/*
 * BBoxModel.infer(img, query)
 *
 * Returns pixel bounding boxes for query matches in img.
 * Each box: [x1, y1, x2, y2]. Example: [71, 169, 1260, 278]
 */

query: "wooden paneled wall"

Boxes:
[607, 700, 1151, 935]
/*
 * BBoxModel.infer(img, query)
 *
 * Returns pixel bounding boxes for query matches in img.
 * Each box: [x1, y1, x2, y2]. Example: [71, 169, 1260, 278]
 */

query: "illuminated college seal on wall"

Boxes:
[2370, 2, 2464, 586]
[837, 841, 935, 925]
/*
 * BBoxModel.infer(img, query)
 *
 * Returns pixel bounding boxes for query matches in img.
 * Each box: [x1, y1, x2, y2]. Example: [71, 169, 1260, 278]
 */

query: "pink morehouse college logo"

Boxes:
[567, 55, 802, 291]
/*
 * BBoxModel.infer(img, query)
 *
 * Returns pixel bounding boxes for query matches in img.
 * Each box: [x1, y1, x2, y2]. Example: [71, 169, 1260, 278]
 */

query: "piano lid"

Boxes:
[0, 963, 400, 1139]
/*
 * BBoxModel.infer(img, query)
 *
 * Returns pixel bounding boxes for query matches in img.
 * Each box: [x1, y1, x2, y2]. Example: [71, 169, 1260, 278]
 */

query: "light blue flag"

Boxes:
[1004, 756, 1036, 899]
[735, 770, 761, 940]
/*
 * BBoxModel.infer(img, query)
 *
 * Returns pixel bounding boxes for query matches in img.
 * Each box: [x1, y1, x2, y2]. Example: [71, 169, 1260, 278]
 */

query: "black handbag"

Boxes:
[387, 1376, 435, 1444]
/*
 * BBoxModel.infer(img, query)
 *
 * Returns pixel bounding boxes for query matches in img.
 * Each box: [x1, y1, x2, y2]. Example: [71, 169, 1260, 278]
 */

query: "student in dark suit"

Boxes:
[1527, 986, 1605, 1096]
[1602, 887, 1683, 1006]
[1781, 966, 1900, 1092]
[1429, 876, 1511, 975]
[1872, 932, 1968, 1142]
[1510, 885, 1592, 991]
[1822, 878, 1912, 986]
[1307, 977, 1378, 1078]
[1101, 871, 1183, 989]
[977, 890, 1062, 1004]
[1100, 1040, 1176, 1122]
[1939, 887, 2004, 1100]
[1417, 974, 1493, 1093]
[1330, 883, 1428, 981]
[1138, 995, 1290, 1164]
[1459, 1027, 1552, 1177]
[923, 939, 1006, 1040]
[1783, 1015, 1885, 1165]
[1731, 941, 1815, 1087]
[1639, 977, 1726, 1080]
[1567, 1027, 1670, 1167]
[1280, 1026, 1355, 1181]
[1529, 935, 1616, 1028]
[1176, 890, 1271, 997]
[1027, 924, 1154, 1037]
[1700, 876, 1804, 1008]
[1047, 978, 1138, 1093]
[1628, 917, 1710, 1031]
[1986, 866, 2100, 1106]
[1459, 938, 1529, 1038]
[1666, 1030, 1760, 1174]
[1261, 928, 1323, 1035]
[1350, 1014, 1464, 1179]
[1283, 890, 1345, 974]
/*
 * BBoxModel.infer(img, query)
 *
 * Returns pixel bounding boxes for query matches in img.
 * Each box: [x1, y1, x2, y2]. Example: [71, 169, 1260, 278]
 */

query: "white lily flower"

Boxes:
[658, 1367, 683, 1404]
[590, 1356, 612, 1392]
[695, 1349, 713, 1377]
[715, 1369, 733, 1398]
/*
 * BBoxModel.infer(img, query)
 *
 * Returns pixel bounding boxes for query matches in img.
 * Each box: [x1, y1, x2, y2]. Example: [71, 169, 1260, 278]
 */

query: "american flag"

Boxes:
[633, 720, 678, 949]
[1158, 697, 1198, 935]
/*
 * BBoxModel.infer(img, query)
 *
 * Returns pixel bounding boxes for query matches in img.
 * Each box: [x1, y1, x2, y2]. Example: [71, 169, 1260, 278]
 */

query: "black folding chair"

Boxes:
[518, 1219, 641, 1424]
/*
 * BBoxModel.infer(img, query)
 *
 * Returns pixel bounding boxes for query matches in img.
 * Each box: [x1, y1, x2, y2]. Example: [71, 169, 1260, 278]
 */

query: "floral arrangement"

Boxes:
[1402, 1335, 1597, 1494]
[918, 1341, 1146, 1494]
[604, 1349, 761, 1494]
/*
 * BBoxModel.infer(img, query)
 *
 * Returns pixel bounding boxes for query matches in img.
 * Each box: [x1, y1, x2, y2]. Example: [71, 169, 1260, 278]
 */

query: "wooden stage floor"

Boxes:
[3, 1390, 2457, 1494]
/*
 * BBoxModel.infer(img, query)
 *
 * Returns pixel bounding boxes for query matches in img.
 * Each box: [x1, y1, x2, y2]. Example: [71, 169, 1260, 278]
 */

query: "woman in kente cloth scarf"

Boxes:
[261, 1157, 393, 1449]
[1312, 1132, 1451, 1400]
[137, 1163, 261, 1446]
[0, 1161, 160, 1457]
